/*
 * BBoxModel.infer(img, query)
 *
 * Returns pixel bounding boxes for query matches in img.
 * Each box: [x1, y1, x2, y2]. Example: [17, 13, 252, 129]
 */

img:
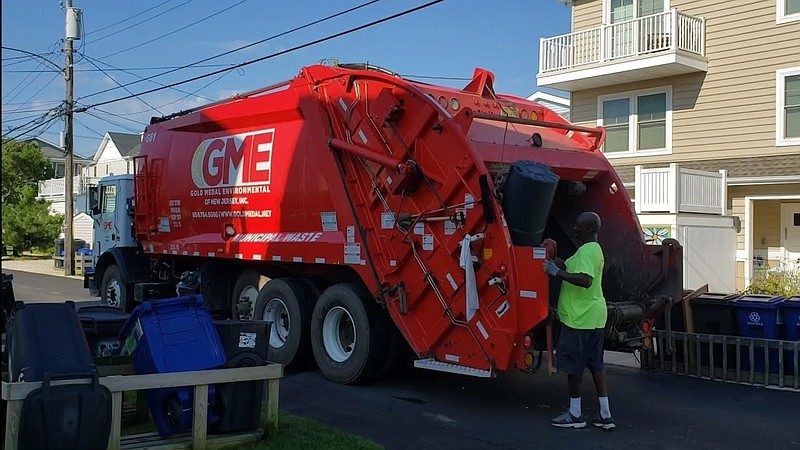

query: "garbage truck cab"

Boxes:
[86, 175, 140, 309]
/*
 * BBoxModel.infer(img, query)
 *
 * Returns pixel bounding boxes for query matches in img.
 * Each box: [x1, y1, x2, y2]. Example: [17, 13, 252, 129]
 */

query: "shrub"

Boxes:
[745, 267, 800, 297]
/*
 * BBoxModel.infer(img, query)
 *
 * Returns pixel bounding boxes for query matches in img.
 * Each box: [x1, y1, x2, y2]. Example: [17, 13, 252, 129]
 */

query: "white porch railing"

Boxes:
[635, 163, 727, 215]
[38, 176, 100, 197]
[539, 9, 705, 74]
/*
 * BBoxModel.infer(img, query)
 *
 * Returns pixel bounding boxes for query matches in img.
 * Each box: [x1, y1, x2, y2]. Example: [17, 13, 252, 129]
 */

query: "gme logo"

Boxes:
[190, 129, 274, 188]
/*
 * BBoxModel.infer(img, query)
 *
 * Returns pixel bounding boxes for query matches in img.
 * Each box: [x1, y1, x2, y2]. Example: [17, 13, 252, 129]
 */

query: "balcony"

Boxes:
[38, 176, 100, 198]
[537, 9, 707, 91]
[634, 164, 726, 215]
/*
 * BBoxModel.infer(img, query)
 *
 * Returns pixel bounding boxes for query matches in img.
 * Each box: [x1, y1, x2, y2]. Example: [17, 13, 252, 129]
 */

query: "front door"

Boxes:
[95, 183, 118, 258]
[607, 0, 668, 58]
[781, 203, 800, 271]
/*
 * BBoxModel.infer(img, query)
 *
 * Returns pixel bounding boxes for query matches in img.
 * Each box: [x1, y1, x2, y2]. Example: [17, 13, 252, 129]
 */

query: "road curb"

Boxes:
[1, 259, 85, 281]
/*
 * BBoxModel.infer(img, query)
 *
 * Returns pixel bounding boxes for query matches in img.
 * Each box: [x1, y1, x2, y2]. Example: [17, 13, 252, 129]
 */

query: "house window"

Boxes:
[607, 0, 667, 23]
[598, 87, 672, 156]
[54, 163, 65, 178]
[777, 68, 800, 146]
[602, 99, 630, 153]
[778, 0, 800, 23]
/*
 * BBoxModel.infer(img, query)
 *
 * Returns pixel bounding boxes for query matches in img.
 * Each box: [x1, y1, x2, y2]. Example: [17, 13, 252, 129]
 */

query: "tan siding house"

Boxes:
[538, 0, 800, 291]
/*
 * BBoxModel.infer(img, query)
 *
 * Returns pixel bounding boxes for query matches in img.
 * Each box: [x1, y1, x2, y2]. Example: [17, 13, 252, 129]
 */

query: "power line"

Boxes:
[2, 111, 56, 122]
[1, 99, 62, 106]
[4, 63, 231, 73]
[9, 73, 62, 113]
[2, 65, 55, 109]
[98, 0, 249, 59]
[42, 127, 99, 140]
[84, 66, 236, 117]
[74, 118, 106, 138]
[78, 0, 383, 101]
[80, 53, 217, 103]
[3, 113, 61, 141]
[80, 56, 165, 115]
[1, 68, 60, 74]
[85, 0, 181, 38]
[84, 110, 141, 133]
[2, 108, 58, 116]
[0, 46, 62, 71]
[401, 74, 472, 81]
[80, 0, 445, 111]
[92, 108, 149, 126]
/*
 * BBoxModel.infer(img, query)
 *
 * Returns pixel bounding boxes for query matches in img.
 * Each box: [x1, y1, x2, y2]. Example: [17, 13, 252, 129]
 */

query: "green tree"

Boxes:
[2, 185, 64, 252]
[1, 138, 54, 205]
[2, 139, 60, 253]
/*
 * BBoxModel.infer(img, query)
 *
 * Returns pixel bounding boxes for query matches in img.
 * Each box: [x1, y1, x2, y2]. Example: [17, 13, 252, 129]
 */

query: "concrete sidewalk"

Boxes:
[1, 257, 84, 280]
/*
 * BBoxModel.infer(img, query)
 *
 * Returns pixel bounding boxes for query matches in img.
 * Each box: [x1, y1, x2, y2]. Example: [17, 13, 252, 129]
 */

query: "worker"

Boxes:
[543, 211, 615, 431]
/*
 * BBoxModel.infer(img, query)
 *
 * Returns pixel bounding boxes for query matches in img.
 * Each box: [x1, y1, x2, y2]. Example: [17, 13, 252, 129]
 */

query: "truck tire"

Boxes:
[231, 270, 269, 320]
[310, 283, 388, 384]
[100, 265, 133, 312]
[254, 278, 315, 366]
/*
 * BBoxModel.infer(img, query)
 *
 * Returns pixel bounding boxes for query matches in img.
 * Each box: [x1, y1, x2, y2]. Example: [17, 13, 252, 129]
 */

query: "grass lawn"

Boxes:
[121, 411, 382, 450]
[1, 253, 52, 261]
[228, 412, 382, 450]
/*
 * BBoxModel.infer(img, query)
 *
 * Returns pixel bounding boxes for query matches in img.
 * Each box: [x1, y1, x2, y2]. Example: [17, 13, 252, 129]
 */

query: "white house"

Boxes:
[526, 91, 571, 121]
[84, 131, 142, 178]
[37, 131, 142, 250]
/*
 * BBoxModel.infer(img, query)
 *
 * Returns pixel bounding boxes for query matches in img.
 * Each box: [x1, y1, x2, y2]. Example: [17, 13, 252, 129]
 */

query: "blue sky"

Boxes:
[2, 0, 571, 158]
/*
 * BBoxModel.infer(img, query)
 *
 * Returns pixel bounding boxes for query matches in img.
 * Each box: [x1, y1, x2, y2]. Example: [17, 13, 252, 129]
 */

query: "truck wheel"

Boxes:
[100, 265, 132, 312]
[254, 278, 314, 366]
[231, 270, 269, 320]
[310, 283, 388, 384]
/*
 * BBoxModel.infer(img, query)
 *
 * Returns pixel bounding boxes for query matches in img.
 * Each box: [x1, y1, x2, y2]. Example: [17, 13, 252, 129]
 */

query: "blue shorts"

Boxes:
[556, 325, 605, 375]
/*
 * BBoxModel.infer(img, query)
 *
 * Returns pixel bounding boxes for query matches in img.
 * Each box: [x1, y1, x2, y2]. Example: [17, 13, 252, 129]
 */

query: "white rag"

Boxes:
[459, 234, 480, 322]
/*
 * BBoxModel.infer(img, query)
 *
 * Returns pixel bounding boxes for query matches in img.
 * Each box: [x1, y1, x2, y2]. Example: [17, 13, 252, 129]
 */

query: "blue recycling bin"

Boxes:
[119, 295, 227, 437]
[780, 296, 800, 376]
[732, 295, 785, 374]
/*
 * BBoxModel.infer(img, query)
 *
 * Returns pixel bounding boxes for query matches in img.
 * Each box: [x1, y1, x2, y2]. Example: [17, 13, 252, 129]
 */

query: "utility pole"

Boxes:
[63, 1, 81, 276]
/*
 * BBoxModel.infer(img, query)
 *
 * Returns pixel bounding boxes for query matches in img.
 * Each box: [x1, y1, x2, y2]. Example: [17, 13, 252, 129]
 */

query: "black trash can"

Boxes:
[210, 320, 271, 434]
[2, 273, 15, 329]
[77, 305, 130, 357]
[691, 293, 740, 369]
[500, 160, 560, 247]
[54, 238, 87, 256]
[6, 301, 112, 450]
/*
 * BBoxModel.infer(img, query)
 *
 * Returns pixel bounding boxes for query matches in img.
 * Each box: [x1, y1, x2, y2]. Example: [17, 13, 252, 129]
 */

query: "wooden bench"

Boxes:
[2, 363, 283, 450]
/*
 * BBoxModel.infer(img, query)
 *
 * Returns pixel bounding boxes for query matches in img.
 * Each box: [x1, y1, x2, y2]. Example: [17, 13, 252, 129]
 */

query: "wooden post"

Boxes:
[108, 391, 123, 450]
[266, 378, 280, 433]
[135, 391, 149, 423]
[192, 384, 209, 450]
[682, 284, 708, 366]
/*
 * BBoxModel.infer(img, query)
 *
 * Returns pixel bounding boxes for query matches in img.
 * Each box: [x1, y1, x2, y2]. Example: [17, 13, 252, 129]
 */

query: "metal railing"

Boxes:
[648, 330, 800, 391]
[539, 9, 705, 74]
[37, 176, 100, 197]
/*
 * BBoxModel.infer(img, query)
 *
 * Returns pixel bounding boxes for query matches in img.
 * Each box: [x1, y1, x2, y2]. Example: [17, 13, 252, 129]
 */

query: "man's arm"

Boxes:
[544, 258, 593, 288]
[553, 270, 592, 289]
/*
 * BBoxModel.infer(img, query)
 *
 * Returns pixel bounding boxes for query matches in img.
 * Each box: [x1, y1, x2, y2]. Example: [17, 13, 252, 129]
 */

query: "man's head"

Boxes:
[574, 211, 601, 243]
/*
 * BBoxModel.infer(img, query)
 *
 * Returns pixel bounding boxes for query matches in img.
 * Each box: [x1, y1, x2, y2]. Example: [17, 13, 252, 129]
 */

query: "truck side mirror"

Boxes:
[89, 186, 100, 216]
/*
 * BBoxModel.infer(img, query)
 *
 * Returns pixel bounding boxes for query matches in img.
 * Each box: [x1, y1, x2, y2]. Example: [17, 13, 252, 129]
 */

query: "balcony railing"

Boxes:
[635, 164, 726, 215]
[539, 9, 705, 74]
[38, 176, 100, 197]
